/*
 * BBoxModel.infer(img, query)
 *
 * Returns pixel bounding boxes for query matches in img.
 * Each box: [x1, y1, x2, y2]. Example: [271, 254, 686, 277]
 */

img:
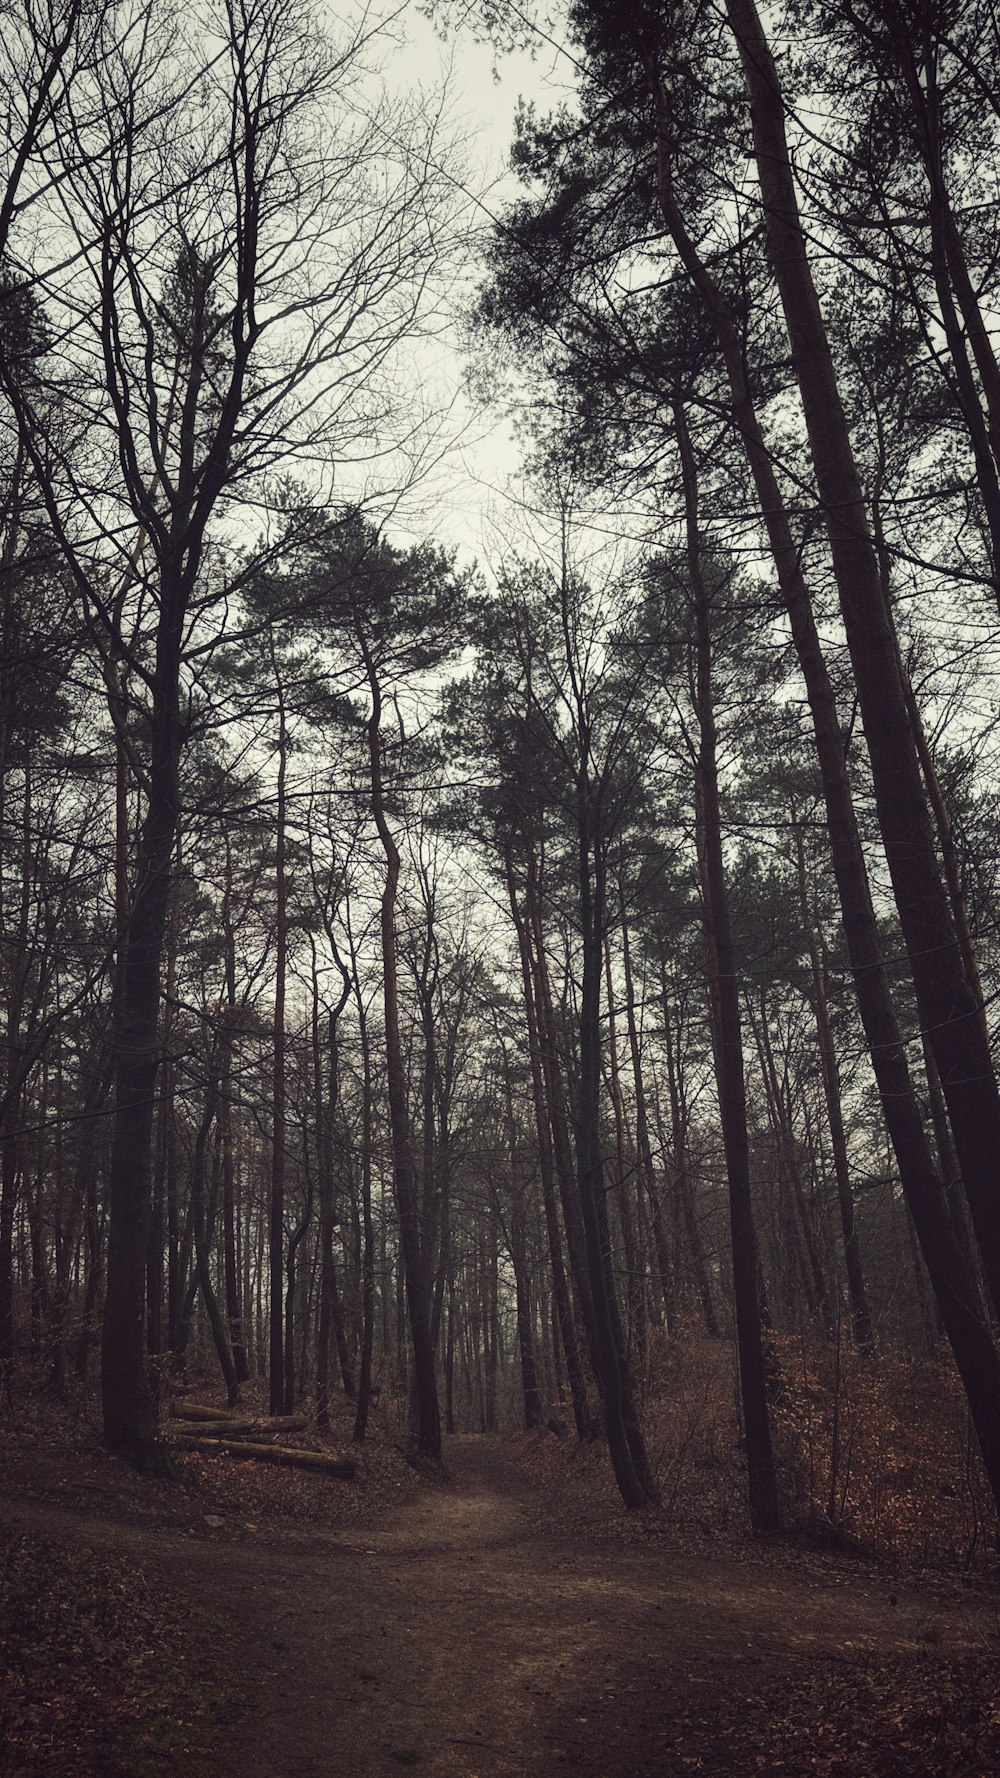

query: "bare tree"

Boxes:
[0, 0, 93, 260]
[0, 0, 465, 1469]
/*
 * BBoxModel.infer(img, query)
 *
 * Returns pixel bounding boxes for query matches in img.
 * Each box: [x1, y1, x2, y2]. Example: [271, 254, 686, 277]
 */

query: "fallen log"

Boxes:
[171, 1435, 356, 1479]
[169, 1401, 234, 1423]
[170, 1401, 307, 1434]
[172, 1416, 308, 1440]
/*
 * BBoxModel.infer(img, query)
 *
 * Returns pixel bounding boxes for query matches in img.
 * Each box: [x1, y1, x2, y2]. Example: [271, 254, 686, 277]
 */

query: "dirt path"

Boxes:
[3, 1436, 996, 1776]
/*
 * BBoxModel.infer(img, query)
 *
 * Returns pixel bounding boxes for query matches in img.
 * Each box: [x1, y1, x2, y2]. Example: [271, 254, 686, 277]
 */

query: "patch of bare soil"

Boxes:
[3, 1427, 1000, 1776]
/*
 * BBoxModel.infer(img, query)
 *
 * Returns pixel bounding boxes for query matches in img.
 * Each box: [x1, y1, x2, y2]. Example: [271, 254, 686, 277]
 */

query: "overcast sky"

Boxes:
[343, 2, 575, 561]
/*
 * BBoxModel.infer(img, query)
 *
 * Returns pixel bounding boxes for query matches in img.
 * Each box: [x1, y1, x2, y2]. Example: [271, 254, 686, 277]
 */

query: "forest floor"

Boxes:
[2, 1405, 1000, 1776]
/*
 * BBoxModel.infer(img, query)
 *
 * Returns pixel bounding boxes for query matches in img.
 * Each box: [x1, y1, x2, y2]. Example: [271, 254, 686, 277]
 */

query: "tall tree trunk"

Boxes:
[100, 615, 182, 1474]
[574, 769, 657, 1508]
[795, 829, 871, 1346]
[444, 1272, 456, 1436]
[416, 950, 442, 1348]
[315, 944, 355, 1424]
[646, 53, 1000, 1518]
[505, 840, 593, 1440]
[620, 907, 676, 1333]
[358, 625, 440, 1462]
[147, 1134, 164, 1362]
[604, 935, 647, 1366]
[50, 1043, 112, 1396]
[525, 852, 602, 1373]
[724, 0, 1000, 1316]
[353, 995, 376, 1443]
[499, 1043, 544, 1430]
[676, 403, 780, 1533]
[658, 979, 719, 1337]
[482, 1206, 499, 1433]
[190, 1074, 238, 1407]
[921, 1030, 979, 1281]
[284, 1170, 312, 1416]
[268, 673, 288, 1415]
[73, 1129, 103, 1384]
[150, 836, 180, 1365]
[510, 1184, 543, 1431]
[749, 989, 833, 1335]
[0, 755, 31, 1383]
[221, 835, 248, 1384]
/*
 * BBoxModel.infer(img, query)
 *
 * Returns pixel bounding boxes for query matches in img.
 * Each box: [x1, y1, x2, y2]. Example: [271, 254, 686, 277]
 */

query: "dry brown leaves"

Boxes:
[166, 1383, 422, 1533]
[668, 1648, 1000, 1777]
[0, 1529, 247, 1777]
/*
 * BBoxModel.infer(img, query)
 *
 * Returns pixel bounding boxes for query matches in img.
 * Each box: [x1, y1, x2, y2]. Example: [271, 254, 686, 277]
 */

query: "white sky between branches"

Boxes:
[325, 1, 570, 563]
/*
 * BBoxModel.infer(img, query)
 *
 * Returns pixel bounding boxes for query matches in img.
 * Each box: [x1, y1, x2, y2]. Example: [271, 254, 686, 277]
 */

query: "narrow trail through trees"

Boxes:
[2, 1438, 994, 1776]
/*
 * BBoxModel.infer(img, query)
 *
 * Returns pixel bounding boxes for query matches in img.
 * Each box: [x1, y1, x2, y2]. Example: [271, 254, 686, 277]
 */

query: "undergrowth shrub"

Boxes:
[530, 1326, 997, 1568]
[769, 1333, 994, 1568]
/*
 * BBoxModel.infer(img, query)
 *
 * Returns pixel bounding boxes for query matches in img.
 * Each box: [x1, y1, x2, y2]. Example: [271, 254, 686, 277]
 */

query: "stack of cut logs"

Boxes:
[168, 1400, 356, 1479]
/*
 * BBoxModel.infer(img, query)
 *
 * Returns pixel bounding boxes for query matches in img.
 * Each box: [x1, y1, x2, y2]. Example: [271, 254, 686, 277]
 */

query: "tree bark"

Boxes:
[676, 401, 780, 1533]
[220, 835, 249, 1383]
[505, 839, 594, 1440]
[358, 623, 440, 1462]
[573, 757, 658, 1507]
[525, 851, 603, 1375]
[647, 47, 1000, 1518]
[604, 934, 648, 1365]
[749, 988, 833, 1334]
[190, 1075, 238, 1408]
[620, 906, 677, 1333]
[100, 585, 183, 1474]
[724, 0, 1000, 1319]
[795, 828, 871, 1346]
[352, 991, 377, 1442]
[172, 1435, 356, 1477]
[268, 666, 288, 1415]
[658, 978, 719, 1337]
